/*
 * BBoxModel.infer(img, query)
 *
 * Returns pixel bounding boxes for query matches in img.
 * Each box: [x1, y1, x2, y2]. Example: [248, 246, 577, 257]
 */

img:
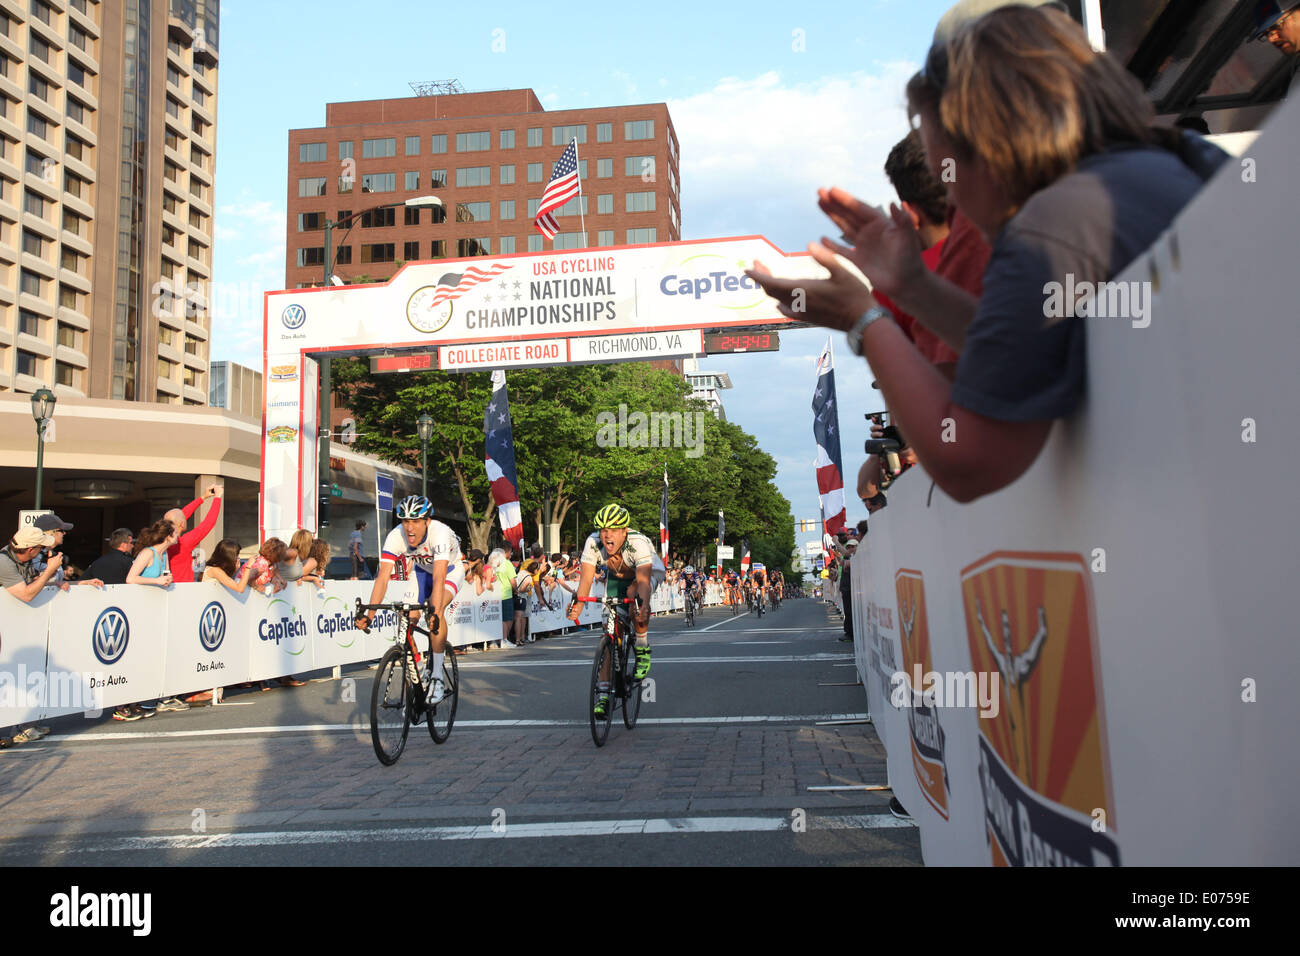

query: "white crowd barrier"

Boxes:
[849, 98, 1298, 866]
[0, 576, 733, 725]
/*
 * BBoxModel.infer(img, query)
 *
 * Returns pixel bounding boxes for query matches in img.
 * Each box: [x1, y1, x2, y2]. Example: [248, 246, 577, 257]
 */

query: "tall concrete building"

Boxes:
[0, 0, 219, 404]
[285, 88, 681, 290]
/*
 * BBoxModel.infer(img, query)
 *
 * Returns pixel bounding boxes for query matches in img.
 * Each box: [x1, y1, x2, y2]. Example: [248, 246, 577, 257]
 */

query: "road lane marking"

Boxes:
[48, 713, 871, 742]
[459, 653, 852, 668]
[731, 641, 789, 645]
[2, 812, 914, 853]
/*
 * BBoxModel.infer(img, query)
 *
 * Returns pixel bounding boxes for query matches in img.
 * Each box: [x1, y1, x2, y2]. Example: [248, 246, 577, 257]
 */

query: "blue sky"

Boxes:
[211, 0, 957, 555]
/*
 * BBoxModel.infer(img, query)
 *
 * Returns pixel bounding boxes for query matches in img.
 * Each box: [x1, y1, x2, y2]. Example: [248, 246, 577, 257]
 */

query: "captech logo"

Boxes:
[199, 601, 226, 652]
[92, 608, 129, 666]
[281, 303, 306, 330]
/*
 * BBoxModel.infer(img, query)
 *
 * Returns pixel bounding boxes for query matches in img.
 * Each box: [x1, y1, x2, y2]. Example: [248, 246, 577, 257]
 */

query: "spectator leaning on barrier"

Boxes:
[0, 527, 65, 744]
[304, 540, 330, 588]
[202, 539, 253, 593]
[165, 484, 222, 584]
[84, 528, 136, 585]
[1253, 0, 1300, 93]
[489, 548, 517, 648]
[749, 4, 1228, 504]
[31, 513, 103, 591]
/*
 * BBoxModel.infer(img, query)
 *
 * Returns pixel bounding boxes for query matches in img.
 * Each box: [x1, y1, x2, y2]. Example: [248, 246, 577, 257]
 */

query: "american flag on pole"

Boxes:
[484, 370, 523, 548]
[659, 464, 669, 558]
[812, 337, 847, 536]
[533, 139, 581, 240]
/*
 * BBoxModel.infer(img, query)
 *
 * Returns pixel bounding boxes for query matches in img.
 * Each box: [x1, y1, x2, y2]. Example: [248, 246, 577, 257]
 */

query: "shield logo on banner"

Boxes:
[199, 601, 226, 652]
[895, 569, 950, 820]
[961, 552, 1120, 866]
[93, 607, 130, 666]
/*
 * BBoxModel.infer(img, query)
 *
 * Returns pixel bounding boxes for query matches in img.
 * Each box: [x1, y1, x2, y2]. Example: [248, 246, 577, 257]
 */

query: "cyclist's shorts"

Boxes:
[413, 561, 465, 608]
[604, 567, 664, 601]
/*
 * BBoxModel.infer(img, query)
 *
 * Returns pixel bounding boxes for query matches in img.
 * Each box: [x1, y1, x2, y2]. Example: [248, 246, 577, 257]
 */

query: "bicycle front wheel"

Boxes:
[590, 636, 613, 747]
[622, 641, 642, 730]
[370, 645, 411, 766]
[428, 645, 459, 744]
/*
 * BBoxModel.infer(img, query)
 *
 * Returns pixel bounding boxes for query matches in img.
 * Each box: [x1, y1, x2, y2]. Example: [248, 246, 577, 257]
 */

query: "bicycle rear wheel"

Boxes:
[590, 636, 613, 747]
[428, 646, 459, 744]
[370, 645, 410, 766]
[621, 639, 642, 730]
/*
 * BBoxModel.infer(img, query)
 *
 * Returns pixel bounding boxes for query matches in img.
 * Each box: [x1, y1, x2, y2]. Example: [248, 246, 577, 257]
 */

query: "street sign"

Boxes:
[375, 474, 394, 512]
[42, 419, 55, 442]
[717, 545, 734, 560]
[19, 510, 52, 532]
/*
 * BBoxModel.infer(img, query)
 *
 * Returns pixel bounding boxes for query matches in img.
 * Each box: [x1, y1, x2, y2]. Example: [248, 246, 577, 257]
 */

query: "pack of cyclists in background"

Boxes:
[356, 495, 465, 705]
[567, 503, 665, 717]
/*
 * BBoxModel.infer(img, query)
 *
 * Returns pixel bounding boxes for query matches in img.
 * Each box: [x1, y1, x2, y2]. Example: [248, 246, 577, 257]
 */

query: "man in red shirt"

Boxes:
[165, 484, 223, 583]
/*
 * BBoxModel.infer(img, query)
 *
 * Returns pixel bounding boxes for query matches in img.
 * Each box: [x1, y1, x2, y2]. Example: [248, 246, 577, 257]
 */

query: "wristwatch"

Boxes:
[847, 306, 891, 356]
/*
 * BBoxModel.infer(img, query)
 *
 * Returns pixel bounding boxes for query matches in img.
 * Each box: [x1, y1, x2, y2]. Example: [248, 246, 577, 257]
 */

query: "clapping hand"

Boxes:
[816, 189, 927, 302]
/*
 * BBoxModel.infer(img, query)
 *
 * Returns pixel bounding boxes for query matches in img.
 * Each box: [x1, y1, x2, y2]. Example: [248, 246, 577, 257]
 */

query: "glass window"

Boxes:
[555, 196, 587, 217]
[338, 141, 354, 159]
[598, 230, 613, 246]
[527, 198, 540, 217]
[597, 158, 612, 179]
[597, 123, 612, 143]
[457, 238, 491, 256]
[338, 174, 353, 194]
[430, 240, 446, 258]
[404, 170, 419, 191]
[597, 194, 613, 215]
[299, 142, 327, 163]
[456, 131, 490, 152]
[457, 201, 490, 222]
[430, 169, 447, 188]
[362, 138, 396, 159]
[528, 235, 543, 252]
[499, 200, 515, 220]
[552, 124, 587, 146]
[500, 164, 515, 185]
[333, 245, 352, 265]
[455, 166, 490, 187]
[431, 134, 447, 153]
[296, 247, 324, 267]
[21, 270, 44, 296]
[404, 241, 420, 261]
[625, 120, 655, 141]
[499, 129, 515, 149]
[361, 172, 395, 192]
[626, 156, 656, 178]
[57, 323, 80, 347]
[361, 243, 395, 263]
[361, 207, 395, 228]
[527, 127, 542, 147]
[19, 309, 42, 335]
[626, 191, 656, 213]
[552, 232, 585, 250]
[27, 114, 49, 140]
[405, 135, 421, 155]
[298, 211, 323, 231]
[527, 163, 543, 183]
[404, 206, 420, 226]
[499, 236, 516, 254]
[299, 177, 327, 197]
[626, 228, 657, 244]
[17, 351, 40, 377]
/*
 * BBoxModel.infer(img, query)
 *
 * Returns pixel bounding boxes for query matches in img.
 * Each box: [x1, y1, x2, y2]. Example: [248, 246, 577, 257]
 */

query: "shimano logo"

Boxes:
[659, 271, 760, 299]
[92, 608, 130, 666]
[199, 602, 226, 652]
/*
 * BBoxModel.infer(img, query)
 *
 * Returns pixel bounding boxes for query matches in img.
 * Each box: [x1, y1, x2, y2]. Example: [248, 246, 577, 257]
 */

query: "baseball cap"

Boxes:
[34, 513, 73, 532]
[13, 528, 56, 549]
[933, 0, 1067, 47]
[1251, 0, 1300, 40]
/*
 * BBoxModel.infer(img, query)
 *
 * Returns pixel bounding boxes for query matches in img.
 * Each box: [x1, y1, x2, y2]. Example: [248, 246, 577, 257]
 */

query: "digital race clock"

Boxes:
[702, 332, 780, 354]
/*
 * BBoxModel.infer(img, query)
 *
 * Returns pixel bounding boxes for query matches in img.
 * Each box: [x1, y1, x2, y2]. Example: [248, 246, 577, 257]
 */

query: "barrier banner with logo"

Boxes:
[0, 589, 56, 726]
[246, 588, 314, 682]
[847, 95, 1300, 867]
[53, 585, 169, 713]
[164, 583, 254, 693]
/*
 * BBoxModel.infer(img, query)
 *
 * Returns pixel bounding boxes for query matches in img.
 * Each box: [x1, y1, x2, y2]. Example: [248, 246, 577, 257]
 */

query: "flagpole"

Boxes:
[573, 137, 588, 248]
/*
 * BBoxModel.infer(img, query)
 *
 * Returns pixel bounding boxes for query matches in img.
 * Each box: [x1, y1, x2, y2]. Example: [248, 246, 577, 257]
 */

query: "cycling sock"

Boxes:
[432, 652, 444, 679]
[635, 634, 649, 647]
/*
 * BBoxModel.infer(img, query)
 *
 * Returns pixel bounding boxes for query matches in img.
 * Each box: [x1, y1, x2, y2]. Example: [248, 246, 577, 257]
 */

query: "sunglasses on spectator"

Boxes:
[1263, 7, 1297, 37]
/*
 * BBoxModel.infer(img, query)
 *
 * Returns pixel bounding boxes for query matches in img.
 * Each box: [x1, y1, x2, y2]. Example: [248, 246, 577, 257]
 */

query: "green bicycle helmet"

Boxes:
[592, 503, 631, 529]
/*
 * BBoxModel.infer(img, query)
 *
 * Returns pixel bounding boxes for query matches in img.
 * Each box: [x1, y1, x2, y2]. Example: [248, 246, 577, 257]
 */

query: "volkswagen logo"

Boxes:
[92, 607, 130, 666]
[199, 601, 226, 652]
[281, 303, 307, 330]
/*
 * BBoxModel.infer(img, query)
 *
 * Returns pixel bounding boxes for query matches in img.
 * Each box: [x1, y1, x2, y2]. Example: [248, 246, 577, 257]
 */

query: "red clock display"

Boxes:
[703, 332, 779, 354]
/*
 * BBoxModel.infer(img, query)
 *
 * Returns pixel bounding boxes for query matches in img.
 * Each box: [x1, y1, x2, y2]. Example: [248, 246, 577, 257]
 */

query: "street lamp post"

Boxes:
[317, 195, 443, 529]
[31, 388, 57, 511]
[417, 413, 433, 499]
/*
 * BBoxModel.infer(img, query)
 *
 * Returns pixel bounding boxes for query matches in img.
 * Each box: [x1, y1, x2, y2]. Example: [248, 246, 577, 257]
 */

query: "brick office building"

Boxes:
[284, 88, 681, 290]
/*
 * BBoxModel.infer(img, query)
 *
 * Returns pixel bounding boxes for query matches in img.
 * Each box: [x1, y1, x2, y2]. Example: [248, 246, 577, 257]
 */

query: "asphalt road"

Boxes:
[0, 597, 921, 866]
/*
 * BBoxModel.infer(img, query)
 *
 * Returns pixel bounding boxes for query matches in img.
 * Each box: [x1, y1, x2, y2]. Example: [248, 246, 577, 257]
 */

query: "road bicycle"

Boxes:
[575, 594, 644, 747]
[755, 587, 765, 617]
[683, 587, 696, 627]
[355, 598, 459, 766]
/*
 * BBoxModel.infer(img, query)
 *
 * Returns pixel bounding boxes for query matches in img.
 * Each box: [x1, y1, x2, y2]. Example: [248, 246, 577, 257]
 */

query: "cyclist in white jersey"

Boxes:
[357, 495, 465, 704]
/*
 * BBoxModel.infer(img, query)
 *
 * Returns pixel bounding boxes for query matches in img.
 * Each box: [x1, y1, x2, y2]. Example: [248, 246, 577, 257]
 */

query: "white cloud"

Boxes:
[668, 66, 917, 252]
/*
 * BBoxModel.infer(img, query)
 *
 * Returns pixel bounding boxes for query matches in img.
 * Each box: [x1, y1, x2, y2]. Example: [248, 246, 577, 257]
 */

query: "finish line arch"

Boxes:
[259, 236, 823, 541]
